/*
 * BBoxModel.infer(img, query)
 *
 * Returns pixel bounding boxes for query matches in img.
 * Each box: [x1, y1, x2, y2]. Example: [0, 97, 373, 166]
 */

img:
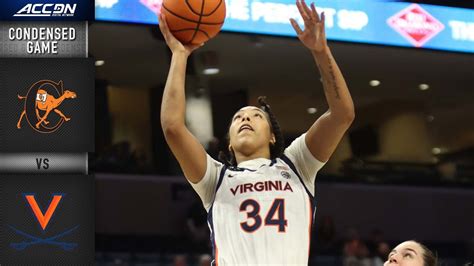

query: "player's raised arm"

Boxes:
[290, 0, 355, 163]
[158, 13, 207, 183]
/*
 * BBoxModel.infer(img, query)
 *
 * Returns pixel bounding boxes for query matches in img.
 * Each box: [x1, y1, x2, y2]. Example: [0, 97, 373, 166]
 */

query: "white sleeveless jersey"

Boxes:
[190, 134, 325, 265]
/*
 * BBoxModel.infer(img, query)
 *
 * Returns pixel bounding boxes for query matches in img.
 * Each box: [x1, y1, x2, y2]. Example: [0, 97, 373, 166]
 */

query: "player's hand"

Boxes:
[158, 13, 203, 56]
[290, 0, 328, 53]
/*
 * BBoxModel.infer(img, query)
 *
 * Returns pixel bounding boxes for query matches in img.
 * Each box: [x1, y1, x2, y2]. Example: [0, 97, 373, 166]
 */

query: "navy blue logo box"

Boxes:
[0, 174, 95, 265]
[0, 58, 95, 152]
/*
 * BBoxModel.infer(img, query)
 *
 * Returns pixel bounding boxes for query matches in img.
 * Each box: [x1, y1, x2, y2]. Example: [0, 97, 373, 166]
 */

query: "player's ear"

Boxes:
[270, 134, 276, 145]
[228, 145, 232, 152]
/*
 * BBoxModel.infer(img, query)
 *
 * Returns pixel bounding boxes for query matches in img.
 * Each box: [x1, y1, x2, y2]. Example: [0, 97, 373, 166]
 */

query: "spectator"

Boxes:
[436, 161, 457, 182]
[186, 197, 211, 254]
[367, 229, 384, 256]
[373, 242, 390, 266]
[343, 228, 370, 266]
[315, 215, 338, 255]
[173, 254, 188, 266]
[198, 254, 212, 266]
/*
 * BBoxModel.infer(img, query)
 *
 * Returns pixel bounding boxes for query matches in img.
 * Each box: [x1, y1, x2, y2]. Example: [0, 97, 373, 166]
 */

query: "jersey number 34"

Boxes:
[239, 198, 287, 233]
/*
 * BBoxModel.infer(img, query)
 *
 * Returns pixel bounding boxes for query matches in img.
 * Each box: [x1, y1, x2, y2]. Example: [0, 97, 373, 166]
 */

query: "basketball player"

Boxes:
[385, 240, 437, 266]
[159, 0, 354, 264]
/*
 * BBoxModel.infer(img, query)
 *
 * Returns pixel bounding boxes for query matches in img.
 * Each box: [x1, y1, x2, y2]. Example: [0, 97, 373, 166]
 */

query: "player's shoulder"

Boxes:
[275, 154, 295, 167]
[272, 157, 293, 170]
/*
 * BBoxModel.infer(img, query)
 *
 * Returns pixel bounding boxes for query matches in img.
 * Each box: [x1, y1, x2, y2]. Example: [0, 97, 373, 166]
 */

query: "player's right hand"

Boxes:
[158, 13, 203, 56]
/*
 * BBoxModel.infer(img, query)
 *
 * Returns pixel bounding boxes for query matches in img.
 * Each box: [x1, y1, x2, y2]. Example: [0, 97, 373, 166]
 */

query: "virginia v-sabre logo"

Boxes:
[8, 193, 79, 251]
[14, 3, 77, 17]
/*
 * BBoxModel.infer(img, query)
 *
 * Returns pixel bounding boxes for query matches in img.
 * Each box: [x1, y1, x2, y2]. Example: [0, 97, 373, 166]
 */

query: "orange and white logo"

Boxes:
[17, 80, 77, 133]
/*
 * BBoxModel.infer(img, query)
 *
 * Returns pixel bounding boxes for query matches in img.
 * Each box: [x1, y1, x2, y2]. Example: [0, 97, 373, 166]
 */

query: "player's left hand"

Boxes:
[290, 0, 328, 53]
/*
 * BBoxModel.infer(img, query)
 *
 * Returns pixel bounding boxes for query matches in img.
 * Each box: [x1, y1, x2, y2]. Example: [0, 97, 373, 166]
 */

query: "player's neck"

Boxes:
[234, 149, 271, 165]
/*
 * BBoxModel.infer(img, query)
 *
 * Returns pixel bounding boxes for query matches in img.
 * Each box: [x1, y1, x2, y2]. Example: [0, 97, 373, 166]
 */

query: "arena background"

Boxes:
[90, 0, 474, 265]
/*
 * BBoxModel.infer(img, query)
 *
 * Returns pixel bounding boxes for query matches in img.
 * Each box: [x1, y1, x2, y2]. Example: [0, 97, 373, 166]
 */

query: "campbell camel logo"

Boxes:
[8, 193, 79, 251]
[17, 80, 77, 133]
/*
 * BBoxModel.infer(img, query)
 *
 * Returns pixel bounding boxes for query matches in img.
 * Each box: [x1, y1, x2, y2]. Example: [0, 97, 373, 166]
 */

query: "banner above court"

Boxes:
[96, 0, 474, 53]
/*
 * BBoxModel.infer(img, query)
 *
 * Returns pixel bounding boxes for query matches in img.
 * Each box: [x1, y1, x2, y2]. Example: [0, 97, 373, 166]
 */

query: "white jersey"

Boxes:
[190, 134, 325, 265]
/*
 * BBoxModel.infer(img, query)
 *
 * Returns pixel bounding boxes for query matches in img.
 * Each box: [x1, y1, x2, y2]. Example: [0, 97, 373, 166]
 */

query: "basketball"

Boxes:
[161, 0, 226, 45]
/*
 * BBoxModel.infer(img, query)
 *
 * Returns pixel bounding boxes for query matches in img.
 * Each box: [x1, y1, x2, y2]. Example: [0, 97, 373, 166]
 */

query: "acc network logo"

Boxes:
[17, 80, 77, 134]
[8, 193, 79, 251]
[14, 3, 77, 17]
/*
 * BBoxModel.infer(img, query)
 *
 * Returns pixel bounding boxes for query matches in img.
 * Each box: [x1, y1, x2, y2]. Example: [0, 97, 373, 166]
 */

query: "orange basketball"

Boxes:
[161, 0, 226, 45]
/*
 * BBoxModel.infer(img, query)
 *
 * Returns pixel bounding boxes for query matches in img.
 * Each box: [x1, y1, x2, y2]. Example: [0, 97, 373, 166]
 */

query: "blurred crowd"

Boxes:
[95, 211, 474, 265]
[92, 141, 474, 187]
[314, 216, 391, 266]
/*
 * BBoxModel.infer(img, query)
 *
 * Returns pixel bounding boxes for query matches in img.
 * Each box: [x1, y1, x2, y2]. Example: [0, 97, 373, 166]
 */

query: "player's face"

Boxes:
[384, 241, 425, 266]
[228, 106, 274, 157]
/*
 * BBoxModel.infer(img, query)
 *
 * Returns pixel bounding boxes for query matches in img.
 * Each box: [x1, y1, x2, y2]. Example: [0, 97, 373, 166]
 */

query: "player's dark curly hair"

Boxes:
[417, 241, 438, 266]
[218, 96, 285, 166]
